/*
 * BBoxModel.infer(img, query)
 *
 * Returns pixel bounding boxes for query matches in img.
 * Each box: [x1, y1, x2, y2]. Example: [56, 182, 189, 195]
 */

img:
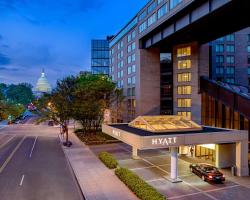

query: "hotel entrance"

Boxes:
[195, 144, 216, 163]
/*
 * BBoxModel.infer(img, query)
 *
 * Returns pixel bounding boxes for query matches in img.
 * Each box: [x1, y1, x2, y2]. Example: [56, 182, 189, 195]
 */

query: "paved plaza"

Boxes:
[90, 143, 250, 200]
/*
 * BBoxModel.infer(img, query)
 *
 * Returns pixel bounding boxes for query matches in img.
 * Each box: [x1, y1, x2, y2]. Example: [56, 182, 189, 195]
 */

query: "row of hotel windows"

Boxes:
[215, 44, 250, 53]
[216, 34, 235, 42]
[215, 66, 235, 74]
[116, 76, 136, 88]
[216, 55, 235, 64]
[116, 43, 136, 59]
[139, 0, 183, 33]
[117, 66, 136, 78]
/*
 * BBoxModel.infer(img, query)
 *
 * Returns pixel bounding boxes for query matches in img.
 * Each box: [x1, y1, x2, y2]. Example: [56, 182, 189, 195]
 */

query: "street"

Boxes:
[0, 124, 83, 200]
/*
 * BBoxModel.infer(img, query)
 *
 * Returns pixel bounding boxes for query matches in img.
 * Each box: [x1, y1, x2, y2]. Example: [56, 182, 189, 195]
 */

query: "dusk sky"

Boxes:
[0, 0, 148, 87]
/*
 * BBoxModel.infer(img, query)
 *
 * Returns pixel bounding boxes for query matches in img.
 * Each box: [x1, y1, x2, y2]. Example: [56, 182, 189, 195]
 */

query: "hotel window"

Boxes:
[177, 112, 191, 119]
[226, 55, 234, 64]
[226, 66, 235, 74]
[148, 13, 156, 27]
[215, 44, 224, 52]
[248, 34, 250, 42]
[158, 4, 167, 19]
[158, 0, 163, 4]
[139, 10, 146, 21]
[177, 86, 192, 95]
[177, 47, 191, 57]
[248, 56, 250, 64]
[170, 0, 183, 10]
[247, 45, 250, 53]
[132, 54, 136, 62]
[128, 66, 132, 75]
[216, 55, 224, 63]
[128, 77, 132, 85]
[226, 44, 235, 53]
[127, 88, 132, 96]
[216, 66, 224, 74]
[148, 1, 156, 14]
[132, 30, 136, 39]
[127, 34, 131, 43]
[132, 65, 136, 73]
[226, 34, 235, 42]
[132, 76, 136, 84]
[248, 67, 250, 75]
[178, 60, 191, 69]
[177, 73, 191, 82]
[216, 37, 224, 42]
[225, 78, 235, 84]
[127, 56, 132, 64]
[177, 98, 191, 108]
[132, 42, 136, 50]
[128, 45, 131, 53]
[139, 21, 147, 33]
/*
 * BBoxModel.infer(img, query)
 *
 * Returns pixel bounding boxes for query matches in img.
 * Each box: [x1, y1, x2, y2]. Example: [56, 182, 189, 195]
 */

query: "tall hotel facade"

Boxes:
[109, 0, 206, 123]
[109, 0, 250, 128]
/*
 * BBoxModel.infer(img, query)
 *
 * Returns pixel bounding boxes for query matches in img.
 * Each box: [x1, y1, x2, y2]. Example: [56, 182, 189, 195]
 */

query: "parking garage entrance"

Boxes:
[102, 116, 249, 182]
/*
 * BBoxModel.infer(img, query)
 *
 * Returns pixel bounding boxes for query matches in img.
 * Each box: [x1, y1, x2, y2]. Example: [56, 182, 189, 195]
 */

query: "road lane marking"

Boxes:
[0, 136, 25, 174]
[19, 175, 25, 186]
[0, 135, 15, 149]
[29, 136, 37, 158]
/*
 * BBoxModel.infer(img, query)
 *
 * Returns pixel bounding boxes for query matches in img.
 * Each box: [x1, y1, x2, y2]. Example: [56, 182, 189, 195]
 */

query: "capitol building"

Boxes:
[34, 70, 52, 96]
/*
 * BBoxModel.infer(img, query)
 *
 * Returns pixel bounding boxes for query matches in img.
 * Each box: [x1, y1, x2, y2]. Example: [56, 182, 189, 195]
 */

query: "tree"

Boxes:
[72, 74, 118, 134]
[36, 76, 76, 146]
[6, 83, 34, 106]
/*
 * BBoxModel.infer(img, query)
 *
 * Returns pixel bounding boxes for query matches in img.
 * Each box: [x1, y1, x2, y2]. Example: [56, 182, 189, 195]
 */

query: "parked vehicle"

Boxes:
[190, 163, 225, 182]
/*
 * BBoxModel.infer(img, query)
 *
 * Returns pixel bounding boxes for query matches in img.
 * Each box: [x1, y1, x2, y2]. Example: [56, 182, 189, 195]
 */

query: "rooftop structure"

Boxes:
[129, 115, 202, 133]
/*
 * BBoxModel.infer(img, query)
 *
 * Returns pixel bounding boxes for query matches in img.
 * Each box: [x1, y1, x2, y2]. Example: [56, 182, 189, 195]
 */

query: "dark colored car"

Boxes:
[190, 163, 225, 182]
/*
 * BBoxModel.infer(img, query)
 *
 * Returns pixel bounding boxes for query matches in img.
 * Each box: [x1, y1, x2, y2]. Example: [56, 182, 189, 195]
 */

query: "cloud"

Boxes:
[0, 52, 11, 65]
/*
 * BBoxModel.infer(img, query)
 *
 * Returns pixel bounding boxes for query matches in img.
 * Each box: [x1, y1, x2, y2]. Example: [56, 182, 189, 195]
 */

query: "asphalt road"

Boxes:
[0, 125, 83, 200]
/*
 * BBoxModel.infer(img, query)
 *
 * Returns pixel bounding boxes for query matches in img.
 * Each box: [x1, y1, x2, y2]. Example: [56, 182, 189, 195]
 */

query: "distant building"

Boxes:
[91, 37, 111, 76]
[35, 70, 52, 96]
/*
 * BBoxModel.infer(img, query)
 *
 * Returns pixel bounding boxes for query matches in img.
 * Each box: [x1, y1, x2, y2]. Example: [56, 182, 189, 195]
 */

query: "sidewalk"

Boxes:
[61, 130, 138, 200]
[0, 120, 8, 130]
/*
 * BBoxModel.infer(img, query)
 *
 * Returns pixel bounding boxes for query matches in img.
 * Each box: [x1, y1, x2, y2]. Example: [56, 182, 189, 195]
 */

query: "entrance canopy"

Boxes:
[129, 116, 202, 133]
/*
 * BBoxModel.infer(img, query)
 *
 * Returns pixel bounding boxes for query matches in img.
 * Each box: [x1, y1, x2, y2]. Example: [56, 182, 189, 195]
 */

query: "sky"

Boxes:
[0, 0, 148, 87]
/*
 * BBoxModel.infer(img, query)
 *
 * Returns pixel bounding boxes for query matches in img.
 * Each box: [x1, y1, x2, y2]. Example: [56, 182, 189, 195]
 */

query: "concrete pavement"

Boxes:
[0, 125, 83, 200]
[62, 130, 138, 200]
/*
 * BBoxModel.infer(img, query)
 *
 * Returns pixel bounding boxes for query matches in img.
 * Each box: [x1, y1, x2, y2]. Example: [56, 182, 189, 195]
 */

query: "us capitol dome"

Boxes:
[35, 70, 52, 93]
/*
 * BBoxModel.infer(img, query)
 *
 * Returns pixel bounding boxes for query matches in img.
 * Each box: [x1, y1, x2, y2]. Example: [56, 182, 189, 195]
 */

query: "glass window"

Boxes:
[216, 55, 224, 63]
[247, 45, 250, 53]
[132, 76, 136, 84]
[177, 86, 192, 95]
[226, 34, 235, 42]
[148, 13, 156, 27]
[158, 4, 168, 19]
[139, 10, 146, 21]
[177, 112, 191, 120]
[158, 0, 163, 4]
[226, 67, 235, 74]
[170, 0, 183, 10]
[216, 66, 224, 74]
[178, 60, 191, 69]
[177, 47, 191, 57]
[225, 78, 235, 84]
[216, 37, 224, 42]
[132, 65, 136, 73]
[248, 56, 250, 64]
[215, 44, 224, 52]
[248, 34, 250, 42]
[226, 44, 235, 53]
[177, 99, 192, 108]
[127, 77, 131, 85]
[128, 45, 131, 53]
[148, 1, 156, 13]
[226, 55, 234, 64]
[248, 67, 250, 75]
[132, 54, 136, 62]
[177, 73, 191, 82]
[132, 42, 136, 50]
[132, 30, 136, 39]
[127, 56, 132, 64]
[139, 21, 147, 33]
[127, 34, 131, 43]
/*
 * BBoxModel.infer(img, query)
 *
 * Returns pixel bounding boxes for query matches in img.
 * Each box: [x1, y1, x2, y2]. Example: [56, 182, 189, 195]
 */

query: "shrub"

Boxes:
[98, 152, 118, 169]
[115, 167, 166, 200]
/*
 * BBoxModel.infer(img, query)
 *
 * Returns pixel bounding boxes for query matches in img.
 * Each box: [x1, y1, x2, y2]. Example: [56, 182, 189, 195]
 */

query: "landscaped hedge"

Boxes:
[115, 167, 166, 200]
[98, 152, 118, 169]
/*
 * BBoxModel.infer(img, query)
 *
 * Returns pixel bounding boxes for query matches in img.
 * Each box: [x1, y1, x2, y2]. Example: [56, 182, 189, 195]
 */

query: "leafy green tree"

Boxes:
[72, 74, 117, 134]
[36, 76, 76, 146]
[6, 83, 34, 105]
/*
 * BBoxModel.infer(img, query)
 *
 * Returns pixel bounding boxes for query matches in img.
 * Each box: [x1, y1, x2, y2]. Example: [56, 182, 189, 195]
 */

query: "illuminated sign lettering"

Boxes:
[152, 137, 177, 146]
